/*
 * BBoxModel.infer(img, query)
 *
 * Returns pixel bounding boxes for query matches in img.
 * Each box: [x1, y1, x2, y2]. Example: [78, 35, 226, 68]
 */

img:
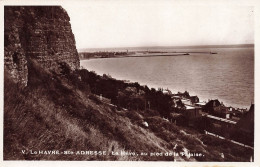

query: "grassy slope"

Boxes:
[4, 61, 253, 161]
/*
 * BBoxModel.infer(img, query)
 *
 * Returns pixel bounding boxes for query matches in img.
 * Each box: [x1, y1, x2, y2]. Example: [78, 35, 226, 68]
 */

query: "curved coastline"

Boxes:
[80, 51, 254, 109]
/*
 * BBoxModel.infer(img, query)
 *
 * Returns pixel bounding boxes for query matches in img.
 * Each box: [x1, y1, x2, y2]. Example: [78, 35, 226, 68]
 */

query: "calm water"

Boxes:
[81, 47, 254, 109]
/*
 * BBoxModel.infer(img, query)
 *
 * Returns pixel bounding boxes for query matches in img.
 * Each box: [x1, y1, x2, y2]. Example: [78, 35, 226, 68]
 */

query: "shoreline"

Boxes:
[80, 61, 251, 111]
[79, 51, 218, 60]
[80, 57, 254, 110]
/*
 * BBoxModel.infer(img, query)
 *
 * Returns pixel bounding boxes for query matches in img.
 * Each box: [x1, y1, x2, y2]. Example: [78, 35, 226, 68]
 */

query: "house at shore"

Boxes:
[171, 95, 181, 99]
[204, 99, 231, 118]
[183, 105, 202, 119]
[173, 98, 185, 109]
[173, 91, 190, 99]
[181, 99, 192, 106]
[190, 95, 199, 104]
[171, 95, 181, 107]
[169, 104, 202, 126]
[159, 88, 172, 95]
[172, 91, 199, 105]
[171, 92, 203, 118]
[195, 101, 207, 112]
[195, 101, 206, 107]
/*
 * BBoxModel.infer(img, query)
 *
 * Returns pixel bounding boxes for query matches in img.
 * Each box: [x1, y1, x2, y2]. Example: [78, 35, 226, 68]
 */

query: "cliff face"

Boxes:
[4, 6, 80, 86]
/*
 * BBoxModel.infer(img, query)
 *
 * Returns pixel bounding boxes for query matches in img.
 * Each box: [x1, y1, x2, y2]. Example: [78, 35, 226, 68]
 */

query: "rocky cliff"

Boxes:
[4, 6, 80, 86]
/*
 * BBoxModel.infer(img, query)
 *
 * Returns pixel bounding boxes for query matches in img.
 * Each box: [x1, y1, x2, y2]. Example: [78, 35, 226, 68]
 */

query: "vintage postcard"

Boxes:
[0, 0, 259, 167]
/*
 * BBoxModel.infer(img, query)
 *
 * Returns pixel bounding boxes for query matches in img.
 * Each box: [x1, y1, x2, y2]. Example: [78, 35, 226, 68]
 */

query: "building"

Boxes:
[181, 99, 192, 106]
[160, 88, 172, 95]
[189, 96, 199, 104]
[195, 102, 207, 112]
[204, 99, 229, 118]
[195, 102, 206, 107]
[174, 91, 190, 99]
[183, 105, 202, 119]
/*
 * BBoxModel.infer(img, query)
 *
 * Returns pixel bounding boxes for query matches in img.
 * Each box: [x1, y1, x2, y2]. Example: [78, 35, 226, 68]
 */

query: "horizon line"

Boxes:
[77, 43, 254, 51]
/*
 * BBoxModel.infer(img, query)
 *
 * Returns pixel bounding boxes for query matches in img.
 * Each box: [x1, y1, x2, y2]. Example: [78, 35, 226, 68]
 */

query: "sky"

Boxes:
[63, 2, 254, 49]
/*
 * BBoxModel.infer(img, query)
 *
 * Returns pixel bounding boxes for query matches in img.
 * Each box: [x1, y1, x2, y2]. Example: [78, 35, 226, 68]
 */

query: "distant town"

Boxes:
[78, 50, 217, 59]
[78, 44, 255, 59]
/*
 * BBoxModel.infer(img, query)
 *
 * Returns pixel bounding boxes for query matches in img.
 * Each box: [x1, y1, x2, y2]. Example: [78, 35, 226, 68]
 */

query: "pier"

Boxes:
[79, 51, 217, 60]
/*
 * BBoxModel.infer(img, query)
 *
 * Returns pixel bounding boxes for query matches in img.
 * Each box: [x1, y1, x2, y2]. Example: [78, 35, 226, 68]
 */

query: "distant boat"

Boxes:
[183, 53, 190, 55]
[210, 52, 217, 54]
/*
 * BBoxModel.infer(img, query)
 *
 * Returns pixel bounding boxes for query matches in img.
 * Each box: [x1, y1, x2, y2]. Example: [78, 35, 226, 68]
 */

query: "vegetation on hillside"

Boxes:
[4, 60, 253, 161]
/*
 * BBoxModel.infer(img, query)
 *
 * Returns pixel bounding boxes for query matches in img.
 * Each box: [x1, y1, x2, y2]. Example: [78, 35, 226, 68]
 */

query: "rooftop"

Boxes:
[181, 99, 191, 102]
[195, 102, 206, 106]
[185, 105, 195, 110]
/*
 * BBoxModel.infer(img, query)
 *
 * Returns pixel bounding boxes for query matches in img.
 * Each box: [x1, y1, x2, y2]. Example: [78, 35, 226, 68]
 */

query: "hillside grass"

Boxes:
[4, 60, 253, 161]
[4, 61, 173, 160]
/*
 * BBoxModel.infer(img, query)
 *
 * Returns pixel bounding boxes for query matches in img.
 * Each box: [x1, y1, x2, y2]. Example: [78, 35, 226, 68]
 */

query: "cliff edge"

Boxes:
[4, 6, 80, 86]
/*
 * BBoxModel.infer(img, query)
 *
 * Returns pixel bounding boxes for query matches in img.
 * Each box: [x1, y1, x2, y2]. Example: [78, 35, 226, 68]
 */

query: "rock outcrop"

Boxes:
[4, 6, 80, 86]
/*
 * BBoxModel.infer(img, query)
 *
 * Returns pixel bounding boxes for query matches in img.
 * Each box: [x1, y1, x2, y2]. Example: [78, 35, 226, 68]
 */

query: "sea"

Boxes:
[80, 46, 254, 109]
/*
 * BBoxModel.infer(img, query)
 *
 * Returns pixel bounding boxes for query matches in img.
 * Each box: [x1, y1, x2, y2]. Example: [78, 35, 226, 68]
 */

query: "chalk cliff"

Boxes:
[4, 6, 79, 86]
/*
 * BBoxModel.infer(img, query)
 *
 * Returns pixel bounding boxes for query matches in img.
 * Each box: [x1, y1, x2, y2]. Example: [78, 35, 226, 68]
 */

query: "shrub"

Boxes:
[125, 111, 143, 121]
[89, 94, 102, 104]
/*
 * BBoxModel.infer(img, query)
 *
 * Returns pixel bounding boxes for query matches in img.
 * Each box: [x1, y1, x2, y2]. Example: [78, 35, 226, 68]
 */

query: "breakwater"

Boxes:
[79, 51, 217, 60]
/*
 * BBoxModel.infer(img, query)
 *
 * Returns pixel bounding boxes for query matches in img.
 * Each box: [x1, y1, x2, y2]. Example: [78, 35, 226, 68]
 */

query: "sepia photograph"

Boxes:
[1, 0, 259, 166]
